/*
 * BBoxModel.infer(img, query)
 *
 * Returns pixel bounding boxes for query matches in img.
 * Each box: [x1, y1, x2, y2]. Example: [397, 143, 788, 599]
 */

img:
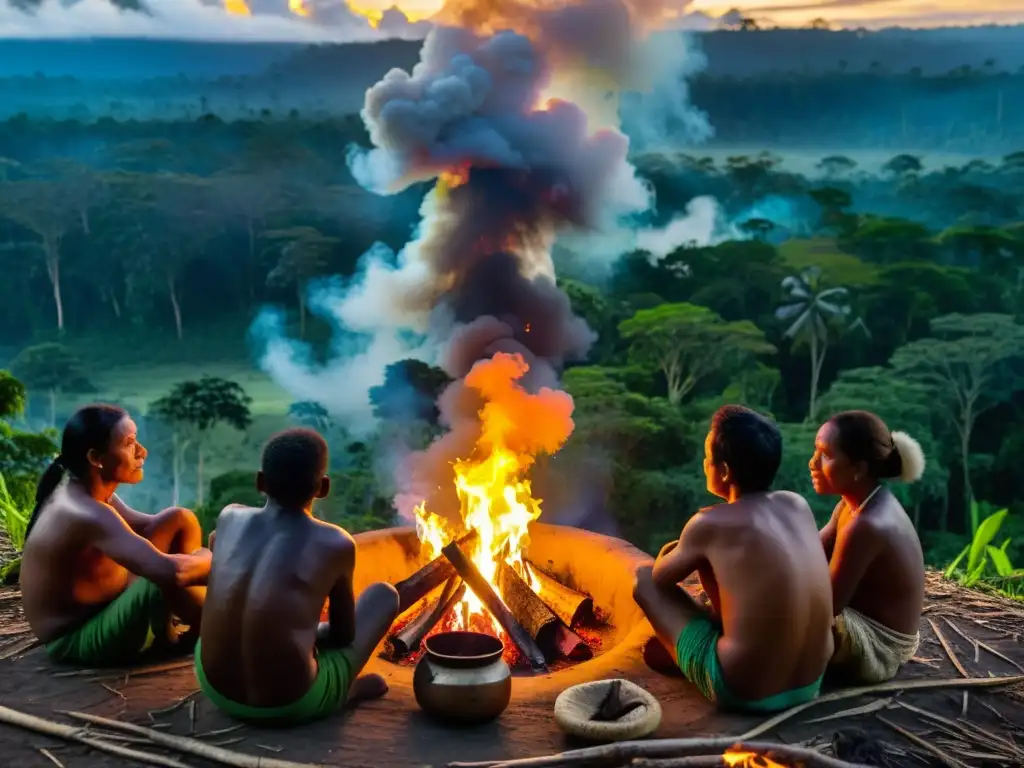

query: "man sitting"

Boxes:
[633, 405, 834, 713]
[195, 428, 400, 724]
[21, 404, 211, 667]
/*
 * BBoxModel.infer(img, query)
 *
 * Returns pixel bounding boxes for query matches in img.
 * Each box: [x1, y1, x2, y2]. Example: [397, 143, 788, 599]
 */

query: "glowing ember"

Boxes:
[414, 352, 574, 640]
[723, 747, 790, 767]
[288, 0, 311, 17]
[224, 0, 251, 15]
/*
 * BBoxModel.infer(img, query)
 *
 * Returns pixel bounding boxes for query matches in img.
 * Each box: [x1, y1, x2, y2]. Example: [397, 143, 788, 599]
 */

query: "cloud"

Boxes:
[0, 0, 392, 40]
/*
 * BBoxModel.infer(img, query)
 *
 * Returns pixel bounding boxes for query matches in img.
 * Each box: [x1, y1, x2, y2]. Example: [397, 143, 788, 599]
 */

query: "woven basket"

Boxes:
[553, 679, 662, 743]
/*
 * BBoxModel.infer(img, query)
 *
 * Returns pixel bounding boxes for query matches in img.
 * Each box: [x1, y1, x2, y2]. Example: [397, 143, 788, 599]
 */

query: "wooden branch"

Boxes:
[499, 562, 591, 662]
[441, 539, 547, 672]
[630, 742, 869, 768]
[389, 576, 466, 658]
[396, 530, 479, 613]
[0, 705, 195, 768]
[61, 711, 327, 768]
[524, 561, 594, 628]
[446, 674, 1024, 768]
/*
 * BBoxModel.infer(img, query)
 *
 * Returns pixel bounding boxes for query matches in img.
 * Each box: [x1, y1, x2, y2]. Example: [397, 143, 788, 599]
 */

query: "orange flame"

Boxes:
[414, 352, 574, 638]
[224, 0, 251, 15]
[289, 0, 311, 17]
[723, 746, 790, 767]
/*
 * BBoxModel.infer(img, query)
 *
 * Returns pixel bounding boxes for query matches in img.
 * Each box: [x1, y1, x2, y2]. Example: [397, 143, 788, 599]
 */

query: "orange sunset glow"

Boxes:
[338, 0, 1024, 29]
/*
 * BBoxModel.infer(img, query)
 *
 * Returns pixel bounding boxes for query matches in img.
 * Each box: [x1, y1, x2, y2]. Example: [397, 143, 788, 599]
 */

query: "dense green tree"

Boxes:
[9, 343, 94, 426]
[619, 303, 776, 406]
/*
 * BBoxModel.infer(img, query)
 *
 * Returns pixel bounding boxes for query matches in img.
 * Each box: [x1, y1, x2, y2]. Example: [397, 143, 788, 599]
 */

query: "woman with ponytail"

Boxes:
[809, 409, 927, 684]
[20, 404, 212, 667]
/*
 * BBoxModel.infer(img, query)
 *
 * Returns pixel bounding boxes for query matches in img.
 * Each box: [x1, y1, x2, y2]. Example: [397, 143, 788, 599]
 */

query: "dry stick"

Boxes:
[523, 561, 594, 628]
[38, 748, 65, 768]
[928, 619, 970, 678]
[149, 691, 200, 719]
[55, 659, 194, 679]
[62, 710, 328, 768]
[894, 701, 1022, 759]
[0, 705, 194, 768]
[943, 618, 981, 662]
[498, 561, 591, 662]
[0, 636, 40, 660]
[877, 715, 970, 768]
[976, 640, 1024, 673]
[441, 538, 547, 672]
[446, 675, 1024, 768]
[802, 697, 893, 724]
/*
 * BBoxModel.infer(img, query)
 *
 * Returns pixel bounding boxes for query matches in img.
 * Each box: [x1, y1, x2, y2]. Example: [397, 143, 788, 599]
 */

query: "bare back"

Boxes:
[831, 487, 925, 635]
[199, 504, 354, 708]
[704, 491, 834, 698]
[22, 485, 146, 642]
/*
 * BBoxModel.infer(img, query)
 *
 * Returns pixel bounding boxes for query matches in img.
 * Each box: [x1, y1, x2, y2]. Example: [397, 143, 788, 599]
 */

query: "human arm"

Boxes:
[86, 503, 210, 589]
[108, 494, 156, 536]
[828, 517, 883, 616]
[651, 514, 710, 590]
[819, 502, 842, 560]
[324, 536, 357, 648]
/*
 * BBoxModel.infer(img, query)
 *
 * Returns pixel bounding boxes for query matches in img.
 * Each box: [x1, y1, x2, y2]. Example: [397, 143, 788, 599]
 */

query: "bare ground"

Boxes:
[1, 574, 1023, 768]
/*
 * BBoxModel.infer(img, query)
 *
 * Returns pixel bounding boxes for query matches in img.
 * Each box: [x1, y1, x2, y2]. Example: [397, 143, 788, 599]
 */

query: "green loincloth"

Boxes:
[194, 639, 356, 725]
[45, 578, 171, 666]
[675, 615, 823, 713]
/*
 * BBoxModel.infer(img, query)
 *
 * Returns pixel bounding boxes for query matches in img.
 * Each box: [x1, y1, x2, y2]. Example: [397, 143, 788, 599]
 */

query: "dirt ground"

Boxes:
[2, 574, 1023, 768]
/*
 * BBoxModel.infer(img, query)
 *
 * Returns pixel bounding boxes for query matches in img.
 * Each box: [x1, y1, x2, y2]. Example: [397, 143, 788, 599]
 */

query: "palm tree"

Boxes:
[775, 267, 865, 421]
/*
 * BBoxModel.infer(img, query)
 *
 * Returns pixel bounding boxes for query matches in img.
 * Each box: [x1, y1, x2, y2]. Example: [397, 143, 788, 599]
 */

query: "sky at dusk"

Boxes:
[0, 0, 1021, 40]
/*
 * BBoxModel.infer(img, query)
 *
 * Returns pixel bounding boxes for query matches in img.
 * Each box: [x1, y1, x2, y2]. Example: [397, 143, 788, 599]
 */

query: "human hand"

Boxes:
[172, 548, 212, 587]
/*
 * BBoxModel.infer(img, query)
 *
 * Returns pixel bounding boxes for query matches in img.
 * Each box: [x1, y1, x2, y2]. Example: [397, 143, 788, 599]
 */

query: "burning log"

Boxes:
[395, 530, 479, 613]
[440, 538, 548, 673]
[499, 561, 592, 663]
[388, 576, 467, 659]
[524, 560, 594, 628]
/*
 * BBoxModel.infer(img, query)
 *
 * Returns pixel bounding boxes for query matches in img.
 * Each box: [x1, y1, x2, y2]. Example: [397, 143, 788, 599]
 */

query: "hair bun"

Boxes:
[891, 431, 925, 483]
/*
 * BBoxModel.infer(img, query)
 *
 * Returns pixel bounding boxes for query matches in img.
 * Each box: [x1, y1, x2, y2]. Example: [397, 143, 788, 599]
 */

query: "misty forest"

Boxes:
[1, 29, 1023, 603]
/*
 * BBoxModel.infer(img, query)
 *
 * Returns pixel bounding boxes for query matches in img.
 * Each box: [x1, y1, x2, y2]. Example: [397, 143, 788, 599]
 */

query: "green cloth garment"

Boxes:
[675, 615, 823, 713]
[46, 578, 168, 666]
[194, 639, 356, 725]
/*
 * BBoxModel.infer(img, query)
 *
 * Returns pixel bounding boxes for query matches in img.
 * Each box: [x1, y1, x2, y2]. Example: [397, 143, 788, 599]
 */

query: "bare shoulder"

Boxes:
[768, 490, 813, 512]
[312, 518, 355, 553]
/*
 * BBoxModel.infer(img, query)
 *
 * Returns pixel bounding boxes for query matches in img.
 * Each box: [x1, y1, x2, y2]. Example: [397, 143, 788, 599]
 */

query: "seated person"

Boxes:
[20, 404, 211, 666]
[810, 410, 926, 684]
[633, 405, 834, 713]
[195, 428, 400, 725]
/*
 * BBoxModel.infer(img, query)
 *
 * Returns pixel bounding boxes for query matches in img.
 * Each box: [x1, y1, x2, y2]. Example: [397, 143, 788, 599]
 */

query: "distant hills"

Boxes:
[2, 25, 1024, 81]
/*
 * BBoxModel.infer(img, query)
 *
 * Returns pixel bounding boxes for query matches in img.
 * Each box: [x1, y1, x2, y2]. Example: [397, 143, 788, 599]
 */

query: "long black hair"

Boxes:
[25, 403, 128, 541]
[828, 410, 902, 480]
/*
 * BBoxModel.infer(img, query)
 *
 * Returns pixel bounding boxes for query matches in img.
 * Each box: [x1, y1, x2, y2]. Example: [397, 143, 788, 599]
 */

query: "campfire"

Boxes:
[383, 353, 604, 673]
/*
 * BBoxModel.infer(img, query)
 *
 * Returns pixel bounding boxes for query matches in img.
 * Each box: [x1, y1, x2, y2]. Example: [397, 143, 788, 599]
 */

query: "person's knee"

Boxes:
[158, 506, 200, 530]
[365, 581, 400, 618]
[633, 564, 655, 607]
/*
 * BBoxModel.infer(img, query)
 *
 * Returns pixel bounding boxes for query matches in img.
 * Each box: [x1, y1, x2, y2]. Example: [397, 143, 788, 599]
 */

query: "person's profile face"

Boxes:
[95, 416, 147, 485]
[809, 421, 855, 496]
[703, 430, 729, 500]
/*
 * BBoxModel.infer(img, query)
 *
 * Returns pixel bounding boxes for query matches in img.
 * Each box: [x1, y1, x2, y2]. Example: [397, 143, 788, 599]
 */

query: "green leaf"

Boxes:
[964, 558, 988, 587]
[944, 544, 969, 579]
[967, 508, 1008, 573]
[986, 545, 1015, 578]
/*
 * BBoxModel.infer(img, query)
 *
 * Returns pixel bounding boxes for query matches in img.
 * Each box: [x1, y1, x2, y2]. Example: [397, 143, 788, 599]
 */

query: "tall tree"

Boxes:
[775, 267, 866, 421]
[150, 377, 252, 506]
[619, 303, 776, 406]
[889, 314, 1024, 523]
[263, 226, 338, 339]
[8, 344, 94, 427]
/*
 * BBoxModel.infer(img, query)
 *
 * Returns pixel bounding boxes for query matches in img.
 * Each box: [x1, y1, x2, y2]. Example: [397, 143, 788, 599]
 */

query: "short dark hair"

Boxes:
[261, 428, 329, 506]
[829, 410, 902, 479]
[709, 405, 782, 493]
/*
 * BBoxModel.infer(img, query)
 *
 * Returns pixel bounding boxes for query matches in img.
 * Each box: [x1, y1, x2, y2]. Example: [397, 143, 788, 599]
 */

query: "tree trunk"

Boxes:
[48, 389, 57, 428]
[196, 444, 204, 507]
[171, 433, 182, 507]
[167, 273, 183, 341]
[960, 423, 973, 532]
[807, 332, 827, 422]
[43, 237, 64, 334]
[246, 218, 256, 307]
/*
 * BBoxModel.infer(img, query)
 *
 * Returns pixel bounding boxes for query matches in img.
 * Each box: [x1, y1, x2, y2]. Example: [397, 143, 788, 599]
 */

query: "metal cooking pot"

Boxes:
[413, 631, 512, 726]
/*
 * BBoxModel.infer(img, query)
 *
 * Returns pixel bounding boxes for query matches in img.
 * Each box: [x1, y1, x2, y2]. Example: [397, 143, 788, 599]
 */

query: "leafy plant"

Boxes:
[0, 470, 29, 552]
[943, 503, 1024, 599]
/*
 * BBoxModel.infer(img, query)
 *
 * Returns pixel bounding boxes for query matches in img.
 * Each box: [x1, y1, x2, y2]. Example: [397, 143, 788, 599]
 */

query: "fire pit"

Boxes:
[352, 523, 651, 689]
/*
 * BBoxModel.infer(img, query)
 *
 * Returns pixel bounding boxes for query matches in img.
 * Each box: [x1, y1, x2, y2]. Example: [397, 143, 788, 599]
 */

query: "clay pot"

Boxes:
[413, 631, 512, 725]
